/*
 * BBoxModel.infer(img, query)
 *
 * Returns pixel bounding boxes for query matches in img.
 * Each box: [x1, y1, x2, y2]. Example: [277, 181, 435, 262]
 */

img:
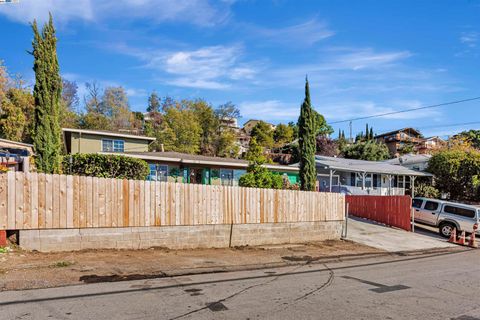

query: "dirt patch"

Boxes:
[0, 240, 381, 291]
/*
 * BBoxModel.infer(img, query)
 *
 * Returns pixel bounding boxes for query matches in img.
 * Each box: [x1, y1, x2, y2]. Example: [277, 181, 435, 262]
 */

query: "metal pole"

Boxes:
[343, 202, 349, 238]
[329, 169, 333, 192]
[349, 121, 353, 143]
[411, 176, 416, 199]
[411, 207, 415, 233]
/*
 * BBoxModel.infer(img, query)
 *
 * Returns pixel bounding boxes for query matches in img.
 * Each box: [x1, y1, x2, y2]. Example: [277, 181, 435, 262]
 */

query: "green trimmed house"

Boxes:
[63, 128, 299, 186]
[102, 151, 299, 186]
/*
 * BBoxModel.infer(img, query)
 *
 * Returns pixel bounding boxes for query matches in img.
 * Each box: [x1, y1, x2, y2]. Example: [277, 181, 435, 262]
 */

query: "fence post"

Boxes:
[0, 230, 6, 247]
[342, 202, 349, 239]
[411, 207, 415, 232]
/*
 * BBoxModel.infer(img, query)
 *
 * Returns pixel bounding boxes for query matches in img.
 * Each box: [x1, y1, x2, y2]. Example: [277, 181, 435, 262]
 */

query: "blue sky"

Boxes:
[0, 0, 479, 138]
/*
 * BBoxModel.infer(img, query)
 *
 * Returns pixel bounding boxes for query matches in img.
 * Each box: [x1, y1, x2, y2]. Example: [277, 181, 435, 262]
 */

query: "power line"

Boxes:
[415, 121, 480, 131]
[341, 121, 480, 139]
[328, 96, 480, 124]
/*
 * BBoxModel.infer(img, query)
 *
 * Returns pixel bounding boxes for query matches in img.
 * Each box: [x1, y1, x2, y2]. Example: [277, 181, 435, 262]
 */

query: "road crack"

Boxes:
[293, 263, 335, 302]
[168, 264, 306, 320]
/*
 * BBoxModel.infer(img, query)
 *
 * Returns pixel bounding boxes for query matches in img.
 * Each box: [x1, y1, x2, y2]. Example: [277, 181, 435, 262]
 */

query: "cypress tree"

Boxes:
[31, 14, 63, 173]
[369, 127, 374, 140]
[365, 123, 369, 140]
[298, 77, 317, 191]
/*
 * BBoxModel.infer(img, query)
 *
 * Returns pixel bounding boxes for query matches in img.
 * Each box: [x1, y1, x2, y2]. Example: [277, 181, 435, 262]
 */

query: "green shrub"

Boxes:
[342, 141, 390, 161]
[63, 154, 149, 180]
[239, 166, 283, 189]
[427, 148, 480, 201]
[414, 183, 440, 199]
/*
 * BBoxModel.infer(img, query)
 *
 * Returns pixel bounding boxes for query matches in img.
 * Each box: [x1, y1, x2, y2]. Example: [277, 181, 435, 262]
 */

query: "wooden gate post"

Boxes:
[0, 230, 6, 246]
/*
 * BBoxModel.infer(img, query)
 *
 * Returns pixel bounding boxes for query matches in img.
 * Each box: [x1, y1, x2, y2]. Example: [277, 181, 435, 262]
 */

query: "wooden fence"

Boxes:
[346, 195, 412, 231]
[0, 172, 345, 230]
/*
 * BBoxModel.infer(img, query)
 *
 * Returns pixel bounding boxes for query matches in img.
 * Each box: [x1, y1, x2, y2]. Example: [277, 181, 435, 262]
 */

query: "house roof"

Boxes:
[384, 154, 432, 166]
[243, 119, 275, 127]
[425, 136, 445, 142]
[0, 138, 33, 148]
[375, 127, 422, 139]
[311, 155, 432, 176]
[62, 128, 156, 141]
[101, 151, 299, 172]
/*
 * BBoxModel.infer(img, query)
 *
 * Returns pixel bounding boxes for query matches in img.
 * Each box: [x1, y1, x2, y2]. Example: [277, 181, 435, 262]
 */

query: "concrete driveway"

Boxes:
[345, 217, 456, 252]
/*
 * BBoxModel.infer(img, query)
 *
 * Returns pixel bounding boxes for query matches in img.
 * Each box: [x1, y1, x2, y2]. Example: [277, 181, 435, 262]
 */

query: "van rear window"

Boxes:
[443, 205, 475, 218]
[412, 199, 423, 208]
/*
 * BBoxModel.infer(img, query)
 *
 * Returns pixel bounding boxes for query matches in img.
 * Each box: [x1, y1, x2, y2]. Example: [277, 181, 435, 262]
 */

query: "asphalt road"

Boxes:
[1, 248, 478, 320]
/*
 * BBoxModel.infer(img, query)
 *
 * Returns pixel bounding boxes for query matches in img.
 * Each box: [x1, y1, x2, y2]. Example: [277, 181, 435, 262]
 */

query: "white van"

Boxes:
[412, 197, 480, 238]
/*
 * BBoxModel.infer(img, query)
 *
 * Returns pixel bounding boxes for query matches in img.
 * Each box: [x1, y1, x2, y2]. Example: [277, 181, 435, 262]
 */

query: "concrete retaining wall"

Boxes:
[19, 221, 342, 252]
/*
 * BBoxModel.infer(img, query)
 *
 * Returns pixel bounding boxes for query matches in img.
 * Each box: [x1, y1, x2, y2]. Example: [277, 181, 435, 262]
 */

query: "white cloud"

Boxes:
[460, 31, 478, 47]
[321, 47, 412, 71]
[0, 0, 231, 26]
[251, 19, 334, 46]
[120, 44, 258, 90]
[239, 100, 299, 121]
[0, 0, 94, 25]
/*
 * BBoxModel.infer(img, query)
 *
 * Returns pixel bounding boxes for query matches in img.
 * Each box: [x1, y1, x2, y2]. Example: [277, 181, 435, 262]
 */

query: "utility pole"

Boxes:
[349, 121, 353, 143]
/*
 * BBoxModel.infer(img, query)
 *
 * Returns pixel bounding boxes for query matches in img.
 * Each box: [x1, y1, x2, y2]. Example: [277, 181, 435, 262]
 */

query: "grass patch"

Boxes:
[52, 261, 73, 268]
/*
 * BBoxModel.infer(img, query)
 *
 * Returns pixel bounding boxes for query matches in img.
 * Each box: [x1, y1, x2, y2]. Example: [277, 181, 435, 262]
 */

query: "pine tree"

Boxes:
[31, 14, 63, 173]
[365, 123, 369, 140]
[369, 127, 374, 140]
[147, 91, 160, 113]
[298, 77, 317, 191]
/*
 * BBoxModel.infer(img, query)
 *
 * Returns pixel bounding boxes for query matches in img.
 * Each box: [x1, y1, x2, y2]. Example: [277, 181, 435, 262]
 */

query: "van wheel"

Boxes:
[439, 223, 456, 238]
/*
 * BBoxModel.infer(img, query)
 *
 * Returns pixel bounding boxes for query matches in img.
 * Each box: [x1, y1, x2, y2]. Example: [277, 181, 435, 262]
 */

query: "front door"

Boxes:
[189, 168, 204, 184]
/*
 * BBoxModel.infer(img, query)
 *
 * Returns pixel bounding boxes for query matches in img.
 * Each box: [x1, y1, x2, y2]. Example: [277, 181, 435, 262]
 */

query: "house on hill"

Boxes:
[242, 119, 276, 135]
[375, 128, 445, 156]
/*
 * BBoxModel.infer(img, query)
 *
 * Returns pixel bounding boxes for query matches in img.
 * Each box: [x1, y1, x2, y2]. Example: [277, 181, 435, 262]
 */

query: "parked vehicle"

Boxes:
[412, 197, 480, 238]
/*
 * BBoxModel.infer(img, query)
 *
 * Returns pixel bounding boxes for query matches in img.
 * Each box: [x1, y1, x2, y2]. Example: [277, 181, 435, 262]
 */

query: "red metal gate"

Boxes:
[346, 195, 412, 231]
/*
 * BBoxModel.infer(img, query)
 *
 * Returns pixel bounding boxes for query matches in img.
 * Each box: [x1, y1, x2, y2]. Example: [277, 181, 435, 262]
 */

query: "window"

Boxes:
[149, 164, 156, 181]
[148, 164, 168, 181]
[398, 176, 405, 189]
[157, 165, 168, 182]
[102, 139, 124, 152]
[113, 140, 124, 152]
[424, 201, 439, 211]
[220, 169, 234, 186]
[102, 139, 113, 152]
[412, 199, 423, 208]
[443, 205, 475, 218]
[233, 170, 246, 186]
[365, 174, 372, 188]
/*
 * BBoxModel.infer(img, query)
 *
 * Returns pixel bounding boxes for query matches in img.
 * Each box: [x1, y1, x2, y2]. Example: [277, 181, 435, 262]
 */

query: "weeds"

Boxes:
[52, 261, 73, 268]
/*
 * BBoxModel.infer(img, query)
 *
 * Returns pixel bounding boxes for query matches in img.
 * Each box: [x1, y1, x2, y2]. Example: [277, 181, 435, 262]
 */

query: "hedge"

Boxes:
[63, 154, 150, 180]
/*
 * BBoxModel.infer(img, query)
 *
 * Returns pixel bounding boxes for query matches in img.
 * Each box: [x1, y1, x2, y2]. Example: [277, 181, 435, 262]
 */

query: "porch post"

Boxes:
[361, 172, 366, 190]
[410, 176, 417, 198]
[387, 174, 393, 195]
[329, 169, 336, 192]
